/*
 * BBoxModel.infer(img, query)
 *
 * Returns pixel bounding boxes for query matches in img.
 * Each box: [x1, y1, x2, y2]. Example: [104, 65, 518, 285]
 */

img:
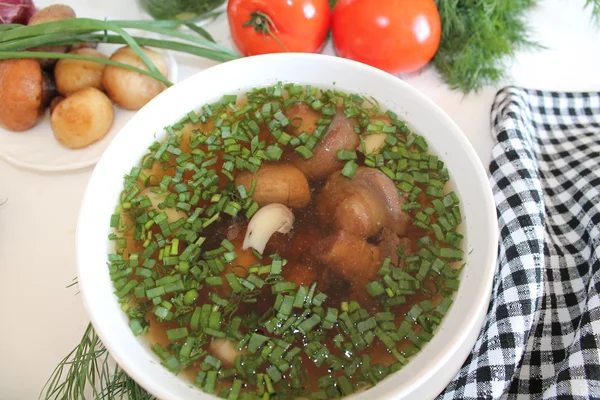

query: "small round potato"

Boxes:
[28, 5, 77, 68]
[102, 46, 168, 111]
[51, 87, 114, 149]
[28, 4, 76, 25]
[54, 48, 108, 95]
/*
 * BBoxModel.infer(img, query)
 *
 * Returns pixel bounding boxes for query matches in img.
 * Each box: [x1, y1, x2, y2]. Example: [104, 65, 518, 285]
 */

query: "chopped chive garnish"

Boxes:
[166, 327, 188, 342]
[295, 146, 314, 159]
[341, 160, 358, 178]
[366, 281, 385, 297]
[440, 247, 464, 259]
[337, 149, 357, 160]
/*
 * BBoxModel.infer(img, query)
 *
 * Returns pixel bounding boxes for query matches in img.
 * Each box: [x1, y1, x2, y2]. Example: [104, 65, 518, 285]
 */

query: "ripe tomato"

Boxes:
[332, 0, 441, 75]
[227, 0, 331, 56]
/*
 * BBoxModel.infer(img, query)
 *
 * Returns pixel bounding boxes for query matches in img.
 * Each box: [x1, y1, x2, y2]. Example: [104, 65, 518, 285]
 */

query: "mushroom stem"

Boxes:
[242, 203, 295, 254]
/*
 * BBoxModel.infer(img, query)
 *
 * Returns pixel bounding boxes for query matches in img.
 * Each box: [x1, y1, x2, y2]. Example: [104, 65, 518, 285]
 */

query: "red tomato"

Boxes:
[332, 0, 441, 74]
[227, 0, 331, 56]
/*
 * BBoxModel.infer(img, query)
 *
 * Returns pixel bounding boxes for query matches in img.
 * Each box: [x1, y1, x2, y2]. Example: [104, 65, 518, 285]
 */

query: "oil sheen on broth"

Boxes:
[109, 83, 465, 399]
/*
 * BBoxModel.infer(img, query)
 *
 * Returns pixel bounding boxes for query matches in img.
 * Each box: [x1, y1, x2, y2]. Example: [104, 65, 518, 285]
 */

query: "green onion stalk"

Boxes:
[0, 16, 240, 86]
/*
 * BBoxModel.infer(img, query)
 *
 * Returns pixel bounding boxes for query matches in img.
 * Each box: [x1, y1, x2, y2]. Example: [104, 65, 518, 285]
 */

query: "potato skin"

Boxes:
[55, 48, 108, 95]
[28, 4, 76, 25]
[0, 59, 43, 132]
[28, 5, 77, 68]
[102, 46, 168, 111]
[51, 87, 114, 149]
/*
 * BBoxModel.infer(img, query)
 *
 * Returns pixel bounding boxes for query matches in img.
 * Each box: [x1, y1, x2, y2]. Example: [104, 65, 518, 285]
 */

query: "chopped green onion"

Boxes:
[298, 314, 321, 334]
[204, 371, 217, 394]
[366, 281, 385, 297]
[247, 333, 270, 353]
[341, 160, 358, 178]
[337, 149, 357, 160]
[166, 327, 188, 342]
[440, 247, 464, 259]
[294, 146, 314, 159]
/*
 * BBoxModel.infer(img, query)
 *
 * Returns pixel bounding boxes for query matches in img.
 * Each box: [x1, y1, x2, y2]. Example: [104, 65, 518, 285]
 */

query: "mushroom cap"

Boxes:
[0, 59, 43, 132]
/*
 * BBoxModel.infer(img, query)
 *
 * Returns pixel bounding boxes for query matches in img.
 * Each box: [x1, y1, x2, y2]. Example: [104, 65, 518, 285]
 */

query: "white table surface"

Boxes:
[1, 0, 600, 398]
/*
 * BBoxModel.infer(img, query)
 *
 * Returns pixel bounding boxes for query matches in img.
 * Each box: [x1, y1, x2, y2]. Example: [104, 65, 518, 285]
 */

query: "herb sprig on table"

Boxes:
[431, 0, 540, 93]
[586, 0, 600, 25]
[41, 324, 156, 400]
[432, 0, 600, 93]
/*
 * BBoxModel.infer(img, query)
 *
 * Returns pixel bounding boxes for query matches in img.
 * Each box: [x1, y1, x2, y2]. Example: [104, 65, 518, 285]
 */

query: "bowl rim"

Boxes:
[77, 52, 498, 400]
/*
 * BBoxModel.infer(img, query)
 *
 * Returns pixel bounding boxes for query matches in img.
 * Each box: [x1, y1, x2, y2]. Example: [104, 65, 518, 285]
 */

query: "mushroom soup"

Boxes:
[108, 83, 465, 399]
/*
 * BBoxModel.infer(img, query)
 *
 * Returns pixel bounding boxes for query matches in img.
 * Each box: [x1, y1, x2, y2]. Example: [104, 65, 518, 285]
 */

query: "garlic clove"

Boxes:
[242, 203, 295, 254]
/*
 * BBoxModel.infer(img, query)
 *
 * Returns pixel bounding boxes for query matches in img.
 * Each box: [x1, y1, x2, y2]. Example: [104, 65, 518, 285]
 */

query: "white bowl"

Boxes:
[77, 53, 498, 400]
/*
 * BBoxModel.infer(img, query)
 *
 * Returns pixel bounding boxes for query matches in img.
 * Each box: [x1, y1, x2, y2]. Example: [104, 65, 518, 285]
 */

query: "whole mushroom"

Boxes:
[0, 59, 54, 132]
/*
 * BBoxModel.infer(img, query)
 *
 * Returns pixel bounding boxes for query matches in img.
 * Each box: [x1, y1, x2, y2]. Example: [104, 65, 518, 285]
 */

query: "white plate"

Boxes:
[0, 45, 178, 172]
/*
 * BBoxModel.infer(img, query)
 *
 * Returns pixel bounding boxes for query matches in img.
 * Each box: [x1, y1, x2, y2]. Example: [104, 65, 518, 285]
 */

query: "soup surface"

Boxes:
[109, 83, 465, 399]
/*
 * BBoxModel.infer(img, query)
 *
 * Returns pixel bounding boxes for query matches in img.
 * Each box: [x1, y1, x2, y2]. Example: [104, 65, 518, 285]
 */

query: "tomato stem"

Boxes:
[242, 11, 289, 52]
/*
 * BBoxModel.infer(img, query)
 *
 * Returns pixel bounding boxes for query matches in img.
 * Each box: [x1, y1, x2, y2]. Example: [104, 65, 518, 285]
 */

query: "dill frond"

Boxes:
[40, 323, 155, 400]
[432, 0, 541, 93]
[98, 366, 156, 400]
[585, 0, 600, 26]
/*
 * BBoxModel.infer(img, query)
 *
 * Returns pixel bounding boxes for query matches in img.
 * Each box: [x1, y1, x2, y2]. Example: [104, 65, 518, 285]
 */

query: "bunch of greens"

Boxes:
[0, 17, 239, 85]
[432, 0, 539, 93]
[41, 324, 156, 400]
[433, 0, 600, 93]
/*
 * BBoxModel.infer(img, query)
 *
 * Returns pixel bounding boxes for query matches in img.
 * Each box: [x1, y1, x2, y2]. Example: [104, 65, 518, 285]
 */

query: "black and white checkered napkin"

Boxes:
[438, 87, 600, 399]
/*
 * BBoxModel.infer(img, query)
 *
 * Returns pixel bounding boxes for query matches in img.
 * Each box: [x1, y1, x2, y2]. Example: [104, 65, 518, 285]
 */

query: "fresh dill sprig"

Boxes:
[40, 323, 154, 400]
[432, 0, 541, 93]
[98, 365, 156, 400]
[585, 0, 600, 26]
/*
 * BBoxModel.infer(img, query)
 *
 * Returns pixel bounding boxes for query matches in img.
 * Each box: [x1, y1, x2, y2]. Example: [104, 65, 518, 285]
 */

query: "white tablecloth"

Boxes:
[1, 0, 600, 397]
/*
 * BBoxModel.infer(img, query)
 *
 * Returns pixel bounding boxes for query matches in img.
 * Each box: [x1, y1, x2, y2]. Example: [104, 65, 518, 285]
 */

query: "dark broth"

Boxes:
[109, 83, 465, 399]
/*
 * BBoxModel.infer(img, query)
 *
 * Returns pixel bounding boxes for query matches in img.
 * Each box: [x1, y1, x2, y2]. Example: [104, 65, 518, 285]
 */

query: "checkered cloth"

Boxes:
[438, 87, 600, 399]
